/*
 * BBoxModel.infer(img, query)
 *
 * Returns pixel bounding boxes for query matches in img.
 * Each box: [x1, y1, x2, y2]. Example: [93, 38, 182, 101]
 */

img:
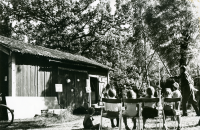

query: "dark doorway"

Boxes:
[90, 77, 99, 104]
[0, 52, 8, 120]
[0, 52, 8, 97]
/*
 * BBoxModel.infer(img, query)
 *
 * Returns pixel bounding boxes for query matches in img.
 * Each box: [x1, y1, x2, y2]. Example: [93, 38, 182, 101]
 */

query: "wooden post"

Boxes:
[8, 53, 16, 96]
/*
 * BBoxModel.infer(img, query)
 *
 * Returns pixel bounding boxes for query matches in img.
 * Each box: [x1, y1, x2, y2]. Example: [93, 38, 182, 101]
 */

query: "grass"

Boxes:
[6, 108, 85, 129]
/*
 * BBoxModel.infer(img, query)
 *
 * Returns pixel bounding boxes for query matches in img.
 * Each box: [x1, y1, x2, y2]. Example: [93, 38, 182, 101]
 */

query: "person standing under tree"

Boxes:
[173, 66, 199, 116]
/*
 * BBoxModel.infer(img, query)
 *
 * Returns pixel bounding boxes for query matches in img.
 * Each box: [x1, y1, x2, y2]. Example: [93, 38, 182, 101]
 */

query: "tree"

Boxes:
[2, 0, 200, 95]
[144, 0, 200, 72]
[0, 2, 11, 37]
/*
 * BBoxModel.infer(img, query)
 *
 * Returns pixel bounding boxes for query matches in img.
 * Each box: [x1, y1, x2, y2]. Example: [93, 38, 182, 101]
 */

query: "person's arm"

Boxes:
[124, 103, 127, 110]
[183, 73, 191, 86]
[170, 76, 178, 79]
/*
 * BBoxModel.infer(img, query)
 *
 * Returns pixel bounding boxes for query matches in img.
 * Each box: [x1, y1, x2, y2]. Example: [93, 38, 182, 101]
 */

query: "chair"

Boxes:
[99, 98, 122, 130]
[122, 99, 142, 130]
[163, 98, 181, 130]
[140, 98, 162, 130]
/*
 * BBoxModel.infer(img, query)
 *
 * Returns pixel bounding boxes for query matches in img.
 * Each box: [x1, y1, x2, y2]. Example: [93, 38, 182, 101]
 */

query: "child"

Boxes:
[162, 88, 181, 130]
[122, 90, 137, 130]
[83, 107, 100, 129]
[172, 82, 181, 98]
[104, 89, 120, 128]
[172, 82, 182, 111]
[141, 86, 158, 129]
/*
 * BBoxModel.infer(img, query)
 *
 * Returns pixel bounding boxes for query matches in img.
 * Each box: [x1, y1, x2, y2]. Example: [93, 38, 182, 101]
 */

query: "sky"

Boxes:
[91, 0, 200, 17]
[190, 0, 200, 17]
[90, 0, 116, 15]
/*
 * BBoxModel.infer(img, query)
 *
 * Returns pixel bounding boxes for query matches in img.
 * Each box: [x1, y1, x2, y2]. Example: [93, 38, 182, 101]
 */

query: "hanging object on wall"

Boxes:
[55, 84, 63, 92]
[66, 79, 71, 83]
[86, 79, 91, 93]
[4, 76, 7, 81]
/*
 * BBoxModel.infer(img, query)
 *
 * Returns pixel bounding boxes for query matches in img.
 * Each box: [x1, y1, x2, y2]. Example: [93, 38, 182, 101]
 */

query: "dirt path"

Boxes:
[38, 115, 200, 130]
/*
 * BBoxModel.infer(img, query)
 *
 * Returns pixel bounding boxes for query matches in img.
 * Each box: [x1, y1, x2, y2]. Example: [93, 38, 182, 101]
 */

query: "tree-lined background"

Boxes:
[0, 0, 200, 97]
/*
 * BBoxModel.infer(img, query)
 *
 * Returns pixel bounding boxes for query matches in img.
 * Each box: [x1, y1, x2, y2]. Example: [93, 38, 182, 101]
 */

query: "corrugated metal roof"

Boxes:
[0, 35, 111, 70]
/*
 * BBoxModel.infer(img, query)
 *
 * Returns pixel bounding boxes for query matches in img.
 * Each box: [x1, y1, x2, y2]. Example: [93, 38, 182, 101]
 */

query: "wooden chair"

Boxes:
[122, 99, 142, 130]
[140, 98, 162, 130]
[163, 98, 181, 130]
[99, 98, 122, 130]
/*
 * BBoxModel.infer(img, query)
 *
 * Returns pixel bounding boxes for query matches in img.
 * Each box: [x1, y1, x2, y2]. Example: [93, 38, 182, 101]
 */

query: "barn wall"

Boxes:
[15, 65, 55, 97]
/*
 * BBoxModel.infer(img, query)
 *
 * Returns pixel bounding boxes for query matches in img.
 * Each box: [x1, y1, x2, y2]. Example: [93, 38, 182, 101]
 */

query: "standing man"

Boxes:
[173, 66, 199, 116]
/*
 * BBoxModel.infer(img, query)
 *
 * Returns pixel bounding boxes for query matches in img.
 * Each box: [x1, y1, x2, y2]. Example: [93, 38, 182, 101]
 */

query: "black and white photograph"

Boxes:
[0, 0, 200, 129]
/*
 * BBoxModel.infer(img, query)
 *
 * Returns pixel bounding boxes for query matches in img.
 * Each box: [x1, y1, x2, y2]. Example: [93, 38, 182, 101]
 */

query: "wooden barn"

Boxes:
[0, 35, 111, 119]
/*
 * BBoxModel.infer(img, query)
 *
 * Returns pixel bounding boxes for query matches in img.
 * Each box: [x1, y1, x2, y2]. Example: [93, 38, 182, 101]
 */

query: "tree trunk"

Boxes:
[180, 30, 189, 67]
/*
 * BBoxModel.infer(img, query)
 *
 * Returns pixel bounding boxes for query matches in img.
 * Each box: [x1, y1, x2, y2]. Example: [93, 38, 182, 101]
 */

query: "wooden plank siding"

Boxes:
[15, 65, 53, 97]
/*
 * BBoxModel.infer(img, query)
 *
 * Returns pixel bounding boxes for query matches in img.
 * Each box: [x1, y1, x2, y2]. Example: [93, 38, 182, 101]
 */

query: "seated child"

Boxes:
[162, 88, 181, 130]
[104, 89, 120, 128]
[141, 86, 158, 129]
[172, 82, 181, 98]
[83, 107, 100, 129]
[172, 82, 182, 111]
[123, 90, 137, 130]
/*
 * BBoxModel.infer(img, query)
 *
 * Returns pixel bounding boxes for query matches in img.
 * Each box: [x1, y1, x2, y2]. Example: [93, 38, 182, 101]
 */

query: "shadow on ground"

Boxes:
[2, 120, 59, 130]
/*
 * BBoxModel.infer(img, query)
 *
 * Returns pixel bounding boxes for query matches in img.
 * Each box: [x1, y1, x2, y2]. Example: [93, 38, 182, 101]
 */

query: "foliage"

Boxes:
[0, 2, 11, 37]
[1, 0, 200, 97]
[144, 0, 200, 71]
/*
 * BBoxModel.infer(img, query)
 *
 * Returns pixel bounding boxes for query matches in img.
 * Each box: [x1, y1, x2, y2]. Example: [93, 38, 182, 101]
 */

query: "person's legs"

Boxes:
[143, 118, 147, 129]
[189, 93, 199, 115]
[177, 115, 181, 127]
[91, 124, 100, 129]
[199, 98, 200, 113]
[163, 110, 168, 130]
[116, 118, 119, 127]
[123, 116, 128, 127]
[163, 112, 166, 127]
[182, 94, 188, 116]
[110, 119, 115, 127]
[132, 118, 137, 129]
[123, 116, 130, 130]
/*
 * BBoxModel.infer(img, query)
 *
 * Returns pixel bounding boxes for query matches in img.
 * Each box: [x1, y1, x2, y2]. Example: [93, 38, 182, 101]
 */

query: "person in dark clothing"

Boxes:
[83, 107, 101, 129]
[173, 66, 199, 116]
[132, 84, 140, 98]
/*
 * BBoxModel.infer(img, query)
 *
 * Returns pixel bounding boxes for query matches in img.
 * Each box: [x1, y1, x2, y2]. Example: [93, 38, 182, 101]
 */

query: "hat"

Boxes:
[173, 82, 179, 89]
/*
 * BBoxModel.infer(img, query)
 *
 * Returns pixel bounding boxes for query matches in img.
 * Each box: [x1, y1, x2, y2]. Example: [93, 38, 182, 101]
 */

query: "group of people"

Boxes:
[82, 65, 200, 130]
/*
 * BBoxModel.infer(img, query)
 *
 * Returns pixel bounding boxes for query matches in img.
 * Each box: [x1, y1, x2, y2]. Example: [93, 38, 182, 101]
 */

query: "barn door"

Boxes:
[57, 68, 88, 109]
[57, 70, 75, 108]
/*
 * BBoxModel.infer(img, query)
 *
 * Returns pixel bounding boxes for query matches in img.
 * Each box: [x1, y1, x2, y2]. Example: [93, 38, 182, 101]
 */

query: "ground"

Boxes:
[3, 111, 200, 130]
